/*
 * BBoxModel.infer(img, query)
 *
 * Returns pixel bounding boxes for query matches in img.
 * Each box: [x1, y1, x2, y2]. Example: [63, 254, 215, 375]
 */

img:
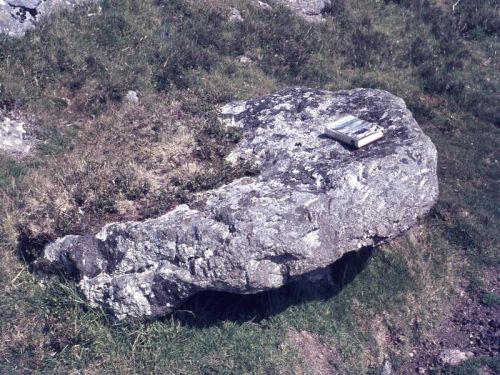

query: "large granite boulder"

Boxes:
[35, 88, 439, 321]
[0, 0, 94, 36]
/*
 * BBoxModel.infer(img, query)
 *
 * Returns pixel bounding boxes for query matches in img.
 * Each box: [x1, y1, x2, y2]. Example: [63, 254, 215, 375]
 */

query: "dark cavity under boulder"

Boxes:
[35, 88, 439, 321]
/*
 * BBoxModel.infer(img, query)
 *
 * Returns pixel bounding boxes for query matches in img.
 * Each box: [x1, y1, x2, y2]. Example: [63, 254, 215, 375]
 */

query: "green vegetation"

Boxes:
[0, 0, 498, 373]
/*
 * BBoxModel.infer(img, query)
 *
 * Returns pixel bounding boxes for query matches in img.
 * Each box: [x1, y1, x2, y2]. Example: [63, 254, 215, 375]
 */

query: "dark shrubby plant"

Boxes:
[154, 35, 218, 90]
[296, 54, 336, 85]
[206, 4, 327, 83]
[406, 98, 434, 123]
[459, 90, 500, 127]
[386, 0, 500, 39]
[0, 82, 16, 111]
[418, 61, 457, 95]
[384, 0, 498, 127]
[418, 62, 471, 105]
[321, 0, 349, 26]
[155, 2, 330, 89]
[345, 17, 388, 68]
[409, 36, 434, 66]
[454, 0, 500, 38]
[154, 2, 238, 90]
[253, 11, 325, 80]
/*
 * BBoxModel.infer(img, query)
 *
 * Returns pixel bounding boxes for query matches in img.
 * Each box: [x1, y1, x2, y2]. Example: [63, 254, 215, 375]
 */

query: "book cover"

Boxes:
[324, 115, 384, 148]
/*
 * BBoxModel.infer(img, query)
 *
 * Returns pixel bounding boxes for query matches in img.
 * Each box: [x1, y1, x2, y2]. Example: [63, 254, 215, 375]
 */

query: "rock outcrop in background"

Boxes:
[0, 111, 33, 157]
[272, 0, 331, 21]
[36, 88, 439, 321]
[0, 0, 332, 36]
[0, 0, 94, 36]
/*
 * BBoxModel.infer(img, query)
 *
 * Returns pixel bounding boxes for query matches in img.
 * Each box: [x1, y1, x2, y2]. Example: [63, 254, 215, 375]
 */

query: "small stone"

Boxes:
[125, 90, 139, 104]
[254, 1, 272, 10]
[239, 55, 252, 64]
[272, 0, 331, 22]
[380, 359, 392, 375]
[229, 8, 243, 22]
[438, 349, 473, 366]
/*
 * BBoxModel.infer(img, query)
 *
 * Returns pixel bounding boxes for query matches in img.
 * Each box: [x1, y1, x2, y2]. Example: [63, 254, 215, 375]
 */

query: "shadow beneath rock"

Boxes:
[16, 231, 53, 267]
[172, 246, 374, 328]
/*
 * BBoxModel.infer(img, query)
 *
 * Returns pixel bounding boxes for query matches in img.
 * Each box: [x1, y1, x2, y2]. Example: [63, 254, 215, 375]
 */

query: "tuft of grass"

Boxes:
[481, 292, 500, 307]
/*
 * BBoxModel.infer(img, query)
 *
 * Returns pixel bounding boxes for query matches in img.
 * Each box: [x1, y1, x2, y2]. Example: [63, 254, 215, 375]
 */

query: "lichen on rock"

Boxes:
[251, 0, 331, 22]
[0, 111, 33, 157]
[0, 0, 95, 36]
[35, 87, 439, 321]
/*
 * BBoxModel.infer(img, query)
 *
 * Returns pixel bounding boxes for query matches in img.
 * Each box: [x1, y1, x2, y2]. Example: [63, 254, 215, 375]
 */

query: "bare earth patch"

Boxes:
[400, 271, 499, 373]
[285, 328, 346, 375]
[7, 94, 241, 250]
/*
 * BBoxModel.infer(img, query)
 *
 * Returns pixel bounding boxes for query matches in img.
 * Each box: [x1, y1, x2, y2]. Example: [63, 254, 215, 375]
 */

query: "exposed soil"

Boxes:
[401, 274, 499, 373]
[285, 328, 346, 375]
[282, 275, 498, 375]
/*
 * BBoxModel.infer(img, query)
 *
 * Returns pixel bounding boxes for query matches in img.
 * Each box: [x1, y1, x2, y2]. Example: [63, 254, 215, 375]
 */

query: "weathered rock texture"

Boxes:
[36, 88, 439, 321]
[273, 0, 330, 21]
[0, 0, 93, 36]
[0, 111, 33, 157]
[250, 0, 330, 21]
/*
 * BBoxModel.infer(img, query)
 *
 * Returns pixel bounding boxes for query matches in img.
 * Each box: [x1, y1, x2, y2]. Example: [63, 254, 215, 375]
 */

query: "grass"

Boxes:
[0, 0, 499, 373]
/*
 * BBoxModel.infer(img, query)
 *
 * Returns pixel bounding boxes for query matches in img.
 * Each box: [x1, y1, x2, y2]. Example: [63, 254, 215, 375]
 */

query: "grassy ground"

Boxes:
[0, 0, 498, 373]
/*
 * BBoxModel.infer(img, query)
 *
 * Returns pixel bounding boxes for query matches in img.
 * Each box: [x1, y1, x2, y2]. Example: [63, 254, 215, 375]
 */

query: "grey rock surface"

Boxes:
[36, 87, 439, 321]
[0, 0, 94, 36]
[0, 111, 33, 157]
[379, 359, 393, 375]
[273, 0, 330, 21]
[438, 349, 474, 366]
[250, 0, 330, 22]
[125, 90, 139, 105]
[229, 7, 243, 23]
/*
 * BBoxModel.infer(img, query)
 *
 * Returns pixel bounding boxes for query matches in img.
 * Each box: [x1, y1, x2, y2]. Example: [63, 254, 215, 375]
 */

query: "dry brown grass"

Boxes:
[2, 92, 243, 257]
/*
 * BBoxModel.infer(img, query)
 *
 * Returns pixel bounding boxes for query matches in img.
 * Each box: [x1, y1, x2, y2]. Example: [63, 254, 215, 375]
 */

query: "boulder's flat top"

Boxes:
[37, 88, 438, 321]
[220, 87, 420, 183]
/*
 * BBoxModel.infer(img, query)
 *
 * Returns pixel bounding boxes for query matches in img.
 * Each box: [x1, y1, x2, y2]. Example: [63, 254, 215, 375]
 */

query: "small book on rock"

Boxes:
[324, 115, 384, 148]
